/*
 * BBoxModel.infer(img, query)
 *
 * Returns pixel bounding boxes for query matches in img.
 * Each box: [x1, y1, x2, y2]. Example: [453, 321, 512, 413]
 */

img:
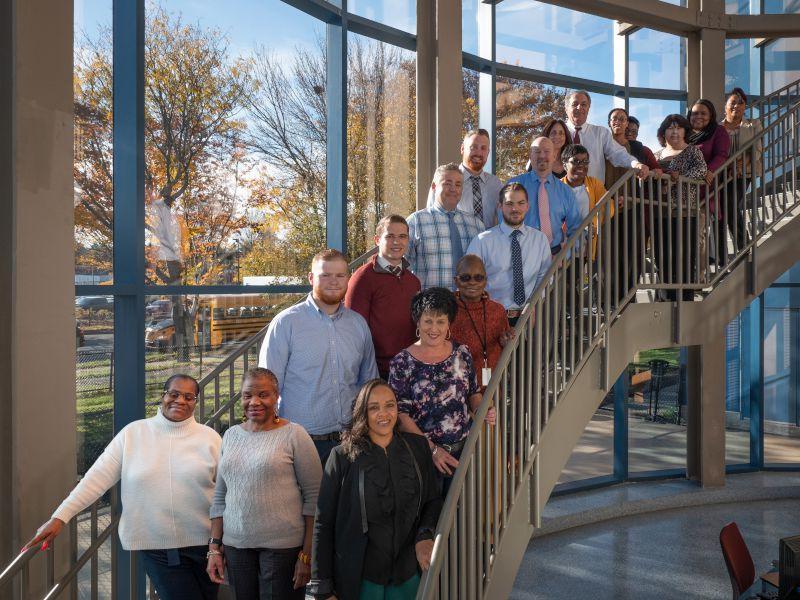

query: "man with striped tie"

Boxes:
[466, 183, 552, 326]
[507, 137, 583, 257]
[426, 129, 501, 229]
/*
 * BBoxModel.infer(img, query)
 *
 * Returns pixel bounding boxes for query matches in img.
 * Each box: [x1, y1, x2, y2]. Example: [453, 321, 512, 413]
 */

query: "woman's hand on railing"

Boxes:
[484, 406, 497, 426]
[416, 539, 434, 571]
[499, 329, 516, 347]
[703, 170, 715, 185]
[206, 552, 226, 584]
[22, 517, 64, 552]
[431, 446, 459, 475]
[634, 163, 650, 179]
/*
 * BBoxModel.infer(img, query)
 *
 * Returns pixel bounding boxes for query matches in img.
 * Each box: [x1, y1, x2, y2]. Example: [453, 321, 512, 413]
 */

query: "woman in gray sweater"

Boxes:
[206, 367, 322, 600]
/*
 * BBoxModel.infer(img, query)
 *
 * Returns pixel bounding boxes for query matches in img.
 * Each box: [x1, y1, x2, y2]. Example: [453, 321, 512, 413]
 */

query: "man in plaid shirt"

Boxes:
[406, 162, 485, 290]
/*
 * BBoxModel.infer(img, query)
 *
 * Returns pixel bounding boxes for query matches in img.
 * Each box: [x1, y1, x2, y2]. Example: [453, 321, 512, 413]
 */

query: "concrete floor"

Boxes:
[558, 412, 800, 484]
[512, 498, 800, 600]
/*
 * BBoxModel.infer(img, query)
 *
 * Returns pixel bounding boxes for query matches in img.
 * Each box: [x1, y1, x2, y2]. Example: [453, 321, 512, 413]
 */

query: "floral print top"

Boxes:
[388, 343, 479, 445]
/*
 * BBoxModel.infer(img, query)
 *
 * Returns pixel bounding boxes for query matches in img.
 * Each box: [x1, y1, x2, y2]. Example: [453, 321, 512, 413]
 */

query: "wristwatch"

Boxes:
[208, 537, 223, 546]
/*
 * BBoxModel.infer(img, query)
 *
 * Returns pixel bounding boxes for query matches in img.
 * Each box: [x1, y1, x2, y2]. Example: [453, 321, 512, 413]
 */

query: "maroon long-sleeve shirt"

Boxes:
[344, 255, 421, 378]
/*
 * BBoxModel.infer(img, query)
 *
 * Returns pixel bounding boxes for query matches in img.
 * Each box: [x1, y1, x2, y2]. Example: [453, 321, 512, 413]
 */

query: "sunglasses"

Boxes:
[457, 273, 486, 282]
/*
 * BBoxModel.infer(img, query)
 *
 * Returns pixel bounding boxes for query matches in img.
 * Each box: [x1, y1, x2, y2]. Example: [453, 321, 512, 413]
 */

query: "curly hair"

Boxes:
[241, 367, 279, 390]
[410, 287, 457, 324]
[341, 379, 397, 460]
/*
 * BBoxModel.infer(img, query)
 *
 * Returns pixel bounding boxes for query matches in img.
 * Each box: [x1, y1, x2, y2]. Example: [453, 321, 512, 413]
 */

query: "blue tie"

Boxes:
[511, 229, 526, 306]
[447, 212, 464, 270]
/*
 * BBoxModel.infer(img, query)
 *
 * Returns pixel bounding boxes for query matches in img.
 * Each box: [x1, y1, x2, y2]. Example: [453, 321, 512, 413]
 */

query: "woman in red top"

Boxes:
[450, 255, 514, 388]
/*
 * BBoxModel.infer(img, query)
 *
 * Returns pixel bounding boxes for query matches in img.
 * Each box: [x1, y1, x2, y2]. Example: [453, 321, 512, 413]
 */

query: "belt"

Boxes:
[439, 439, 466, 455]
[550, 243, 562, 256]
[309, 431, 341, 442]
[507, 308, 523, 319]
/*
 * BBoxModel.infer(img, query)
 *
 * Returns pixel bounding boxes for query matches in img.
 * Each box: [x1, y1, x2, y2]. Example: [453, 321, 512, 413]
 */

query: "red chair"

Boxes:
[720, 522, 756, 599]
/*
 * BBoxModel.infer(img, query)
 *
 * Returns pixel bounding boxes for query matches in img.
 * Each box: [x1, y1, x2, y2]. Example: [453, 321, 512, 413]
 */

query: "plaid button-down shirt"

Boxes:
[406, 203, 484, 290]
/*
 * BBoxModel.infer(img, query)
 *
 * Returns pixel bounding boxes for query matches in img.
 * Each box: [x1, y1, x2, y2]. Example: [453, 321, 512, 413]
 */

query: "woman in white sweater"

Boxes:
[24, 374, 222, 600]
[206, 367, 322, 600]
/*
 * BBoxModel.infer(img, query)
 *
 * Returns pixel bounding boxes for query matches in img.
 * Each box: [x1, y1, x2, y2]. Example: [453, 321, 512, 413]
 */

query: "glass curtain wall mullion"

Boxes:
[346, 13, 417, 50]
[111, 0, 146, 596]
[327, 8, 347, 252]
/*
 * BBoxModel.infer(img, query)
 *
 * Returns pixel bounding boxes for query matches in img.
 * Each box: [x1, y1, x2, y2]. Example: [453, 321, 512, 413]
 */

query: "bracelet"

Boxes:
[206, 549, 223, 559]
[432, 446, 439, 456]
[298, 550, 311, 565]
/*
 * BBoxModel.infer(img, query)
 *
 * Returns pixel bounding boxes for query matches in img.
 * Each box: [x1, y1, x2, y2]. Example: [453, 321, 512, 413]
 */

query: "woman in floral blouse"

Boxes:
[653, 114, 708, 301]
[388, 287, 495, 496]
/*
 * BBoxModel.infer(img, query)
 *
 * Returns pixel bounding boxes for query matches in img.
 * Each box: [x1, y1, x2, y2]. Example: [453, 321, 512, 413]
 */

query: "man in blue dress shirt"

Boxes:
[466, 183, 552, 325]
[258, 248, 379, 464]
[507, 137, 583, 256]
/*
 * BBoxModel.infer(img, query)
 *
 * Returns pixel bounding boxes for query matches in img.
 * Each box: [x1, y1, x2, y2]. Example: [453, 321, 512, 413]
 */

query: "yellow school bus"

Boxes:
[145, 294, 282, 350]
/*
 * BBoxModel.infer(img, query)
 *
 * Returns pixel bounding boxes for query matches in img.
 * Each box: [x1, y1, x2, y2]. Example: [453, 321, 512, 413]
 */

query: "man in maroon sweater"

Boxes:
[345, 215, 422, 379]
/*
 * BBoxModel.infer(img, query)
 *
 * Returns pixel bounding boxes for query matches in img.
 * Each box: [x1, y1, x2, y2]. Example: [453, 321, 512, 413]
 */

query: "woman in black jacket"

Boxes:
[309, 379, 443, 600]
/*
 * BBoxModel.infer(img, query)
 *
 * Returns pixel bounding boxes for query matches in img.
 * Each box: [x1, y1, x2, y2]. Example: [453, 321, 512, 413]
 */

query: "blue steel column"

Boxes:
[326, 5, 347, 253]
[613, 368, 629, 481]
[113, 0, 147, 597]
[748, 296, 764, 468]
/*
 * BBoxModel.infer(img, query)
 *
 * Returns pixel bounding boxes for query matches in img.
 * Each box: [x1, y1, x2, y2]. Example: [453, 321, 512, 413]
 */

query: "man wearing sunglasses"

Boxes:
[466, 182, 552, 325]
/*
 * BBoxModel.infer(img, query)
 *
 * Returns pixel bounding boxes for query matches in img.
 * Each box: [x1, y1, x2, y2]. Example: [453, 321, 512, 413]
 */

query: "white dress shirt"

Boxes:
[426, 164, 501, 229]
[465, 221, 552, 310]
[566, 121, 638, 182]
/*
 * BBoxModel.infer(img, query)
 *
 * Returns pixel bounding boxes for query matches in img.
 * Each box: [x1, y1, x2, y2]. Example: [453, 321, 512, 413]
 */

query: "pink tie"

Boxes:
[538, 180, 553, 244]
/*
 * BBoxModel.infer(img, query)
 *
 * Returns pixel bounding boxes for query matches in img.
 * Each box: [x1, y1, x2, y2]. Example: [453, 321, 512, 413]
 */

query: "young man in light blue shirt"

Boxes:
[466, 182, 552, 325]
[258, 249, 379, 464]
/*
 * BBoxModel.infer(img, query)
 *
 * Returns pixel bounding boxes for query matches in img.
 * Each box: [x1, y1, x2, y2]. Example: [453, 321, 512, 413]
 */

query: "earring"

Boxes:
[273, 407, 280, 424]
[415, 328, 420, 338]
[446, 328, 451, 340]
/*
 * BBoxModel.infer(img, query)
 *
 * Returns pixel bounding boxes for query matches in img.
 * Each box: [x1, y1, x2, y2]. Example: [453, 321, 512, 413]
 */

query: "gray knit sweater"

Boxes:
[210, 422, 322, 549]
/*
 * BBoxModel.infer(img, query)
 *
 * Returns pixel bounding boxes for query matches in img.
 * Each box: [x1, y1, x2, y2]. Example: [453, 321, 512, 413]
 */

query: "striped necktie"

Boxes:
[471, 175, 483, 222]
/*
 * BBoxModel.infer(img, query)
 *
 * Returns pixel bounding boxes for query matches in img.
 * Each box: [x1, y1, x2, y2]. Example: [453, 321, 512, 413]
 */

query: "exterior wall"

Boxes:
[0, 0, 76, 590]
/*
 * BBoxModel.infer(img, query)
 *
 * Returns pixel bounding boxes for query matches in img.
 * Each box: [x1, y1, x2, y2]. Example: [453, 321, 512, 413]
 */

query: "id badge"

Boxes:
[482, 367, 492, 386]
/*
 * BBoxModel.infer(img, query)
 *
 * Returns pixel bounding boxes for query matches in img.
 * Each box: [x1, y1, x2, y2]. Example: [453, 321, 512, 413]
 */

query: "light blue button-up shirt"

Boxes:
[506, 171, 583, 250]
[258, 294, 379, 434]
[466, 222, 553, 309]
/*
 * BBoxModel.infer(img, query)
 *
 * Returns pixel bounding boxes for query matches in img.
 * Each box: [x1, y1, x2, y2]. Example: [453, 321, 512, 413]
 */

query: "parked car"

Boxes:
[145, 318, 175, 351]
[76, 296, 112, 310]
[145, 299, 172, 319]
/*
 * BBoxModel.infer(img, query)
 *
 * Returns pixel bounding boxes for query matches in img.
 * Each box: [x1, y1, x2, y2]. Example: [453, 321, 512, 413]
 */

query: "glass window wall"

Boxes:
[349, 0, 416, 34]
[346, 34, 416, 259]
[495, 1, 615, 84]
[144, 1, 326, 285]
[74, 0, 113, 285]
[628, 29, 685, 91]
[627, 98, 684, 151]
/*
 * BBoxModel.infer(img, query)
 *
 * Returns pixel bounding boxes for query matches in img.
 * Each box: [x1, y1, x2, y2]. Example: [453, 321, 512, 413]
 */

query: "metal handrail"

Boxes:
[417, 95, 800, 599]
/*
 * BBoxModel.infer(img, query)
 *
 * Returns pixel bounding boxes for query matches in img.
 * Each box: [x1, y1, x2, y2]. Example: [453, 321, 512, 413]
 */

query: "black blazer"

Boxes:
[308, 431, 442, 600]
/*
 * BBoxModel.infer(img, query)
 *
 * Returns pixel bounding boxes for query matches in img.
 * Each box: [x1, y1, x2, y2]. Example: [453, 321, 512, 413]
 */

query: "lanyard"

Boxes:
[459, 297, 488, 367]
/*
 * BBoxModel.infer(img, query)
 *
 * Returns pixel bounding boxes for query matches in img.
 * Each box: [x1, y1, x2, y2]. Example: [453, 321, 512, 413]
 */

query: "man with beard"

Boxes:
[508, 137, 583, 256]
[407, 163, 484, 290]
[426, 129, 501, 229]
[258, 249, 379, 463]
[466, 183, 551, 325]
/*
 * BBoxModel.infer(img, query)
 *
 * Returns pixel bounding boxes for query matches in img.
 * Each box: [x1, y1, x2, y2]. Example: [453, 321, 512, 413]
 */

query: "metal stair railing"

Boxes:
[749, 79, 800, 124]
[0, 247, 378, 600]
[416, 98, 800, 599]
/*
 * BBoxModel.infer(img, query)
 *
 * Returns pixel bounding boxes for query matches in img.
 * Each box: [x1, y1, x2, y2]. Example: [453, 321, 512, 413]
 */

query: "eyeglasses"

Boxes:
[457, 273, 486, 283]
[163, 390, 197, 402]
[568, 159, 590, 166]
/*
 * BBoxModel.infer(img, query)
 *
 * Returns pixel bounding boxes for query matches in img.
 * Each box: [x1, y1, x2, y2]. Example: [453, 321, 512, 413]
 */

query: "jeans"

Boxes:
[139, 546, 218, 600]
[225, 545, 304, 600]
